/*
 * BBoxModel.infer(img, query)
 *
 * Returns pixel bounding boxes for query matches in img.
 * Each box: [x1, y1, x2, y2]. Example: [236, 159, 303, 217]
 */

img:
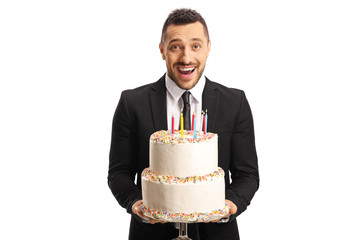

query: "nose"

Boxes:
[179, 47, 191, 64]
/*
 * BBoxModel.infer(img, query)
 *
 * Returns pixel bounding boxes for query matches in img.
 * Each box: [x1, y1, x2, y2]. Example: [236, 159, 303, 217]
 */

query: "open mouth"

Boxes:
[177, 66, 196, 79]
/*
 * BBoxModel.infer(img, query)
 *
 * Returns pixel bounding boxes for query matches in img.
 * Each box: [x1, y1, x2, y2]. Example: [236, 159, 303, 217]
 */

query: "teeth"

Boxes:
[178, 67, 195, 71]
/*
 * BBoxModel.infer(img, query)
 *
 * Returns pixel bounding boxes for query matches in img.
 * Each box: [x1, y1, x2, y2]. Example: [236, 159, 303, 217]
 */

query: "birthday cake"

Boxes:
[141, 130, 229, 222]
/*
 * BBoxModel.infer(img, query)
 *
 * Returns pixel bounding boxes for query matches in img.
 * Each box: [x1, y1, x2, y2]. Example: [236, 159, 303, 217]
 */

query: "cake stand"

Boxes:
[173, 223, 191, 240]
[140, 202, 230, 239]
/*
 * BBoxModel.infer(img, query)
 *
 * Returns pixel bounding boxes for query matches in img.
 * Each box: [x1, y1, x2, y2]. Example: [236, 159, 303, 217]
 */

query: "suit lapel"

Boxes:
[202, 78, 219, 132]
[149, 75, 168, 131]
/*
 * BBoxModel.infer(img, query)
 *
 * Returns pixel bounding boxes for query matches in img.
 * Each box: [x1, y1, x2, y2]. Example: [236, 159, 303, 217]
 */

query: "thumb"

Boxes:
[225, 200, 238, 215]
[133, 206, 139, 214]
[229, 202, 237, 214]
[230, 206, 237, 214]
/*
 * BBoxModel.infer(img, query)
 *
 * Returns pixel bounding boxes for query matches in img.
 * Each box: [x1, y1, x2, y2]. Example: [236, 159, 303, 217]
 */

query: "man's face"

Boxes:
[160, 22, 211, 90]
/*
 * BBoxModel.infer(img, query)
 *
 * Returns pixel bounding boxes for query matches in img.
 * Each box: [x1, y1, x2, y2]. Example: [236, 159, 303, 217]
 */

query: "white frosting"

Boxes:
[149, 134, 218, 177]
[142, 176, 225, 214]
[142, 130, 226, 219]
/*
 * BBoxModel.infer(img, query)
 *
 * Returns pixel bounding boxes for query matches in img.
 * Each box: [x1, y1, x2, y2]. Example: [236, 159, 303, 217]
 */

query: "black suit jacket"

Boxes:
[108, 75, 259, 240]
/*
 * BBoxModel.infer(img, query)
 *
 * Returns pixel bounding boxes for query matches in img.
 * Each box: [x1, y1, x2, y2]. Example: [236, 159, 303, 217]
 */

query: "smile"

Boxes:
[177, 66, 196, 78]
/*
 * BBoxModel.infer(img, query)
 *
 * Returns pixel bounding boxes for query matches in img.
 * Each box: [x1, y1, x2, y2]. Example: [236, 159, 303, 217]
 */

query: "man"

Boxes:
[108, 8, 259, 240]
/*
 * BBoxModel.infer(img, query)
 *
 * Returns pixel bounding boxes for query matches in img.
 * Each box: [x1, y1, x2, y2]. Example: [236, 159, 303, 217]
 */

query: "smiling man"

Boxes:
[160, 21, 210, 90]
[108, 9, 259, 240]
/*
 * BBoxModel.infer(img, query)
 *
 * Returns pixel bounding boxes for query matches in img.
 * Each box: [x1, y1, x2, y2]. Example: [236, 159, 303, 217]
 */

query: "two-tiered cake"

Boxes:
[141, 130, 229, 222]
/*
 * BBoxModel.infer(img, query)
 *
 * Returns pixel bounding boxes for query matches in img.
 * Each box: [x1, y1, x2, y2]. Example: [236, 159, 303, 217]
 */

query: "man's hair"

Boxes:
[161, 8, 210, 46]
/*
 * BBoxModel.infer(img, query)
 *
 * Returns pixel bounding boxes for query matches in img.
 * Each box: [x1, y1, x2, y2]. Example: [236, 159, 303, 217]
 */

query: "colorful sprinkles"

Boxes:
[143, 129, 226, 222]
[150, 130, 215, 144]
[140, 202, 230, 222]
[142, 167, 224, 184]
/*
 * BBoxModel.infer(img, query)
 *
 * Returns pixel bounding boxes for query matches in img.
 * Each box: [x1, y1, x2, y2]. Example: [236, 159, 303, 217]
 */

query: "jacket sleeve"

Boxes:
[108, 91, 142, 214]
[225, 90, 259, 221]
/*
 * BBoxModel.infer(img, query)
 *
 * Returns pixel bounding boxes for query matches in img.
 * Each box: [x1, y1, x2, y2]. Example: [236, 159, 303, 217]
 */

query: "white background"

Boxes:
[1, 0, 359, 239]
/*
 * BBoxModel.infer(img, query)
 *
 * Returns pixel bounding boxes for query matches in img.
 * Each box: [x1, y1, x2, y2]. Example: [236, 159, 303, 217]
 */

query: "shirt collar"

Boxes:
[165, 73, 206, 103]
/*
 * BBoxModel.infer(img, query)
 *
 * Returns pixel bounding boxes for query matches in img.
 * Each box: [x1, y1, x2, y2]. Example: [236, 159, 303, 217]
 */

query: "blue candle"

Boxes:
[193, 114, 197, 139]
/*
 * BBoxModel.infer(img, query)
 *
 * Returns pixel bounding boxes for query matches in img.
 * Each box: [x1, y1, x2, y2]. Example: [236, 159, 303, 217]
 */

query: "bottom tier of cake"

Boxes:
[141, 167, 229, 222]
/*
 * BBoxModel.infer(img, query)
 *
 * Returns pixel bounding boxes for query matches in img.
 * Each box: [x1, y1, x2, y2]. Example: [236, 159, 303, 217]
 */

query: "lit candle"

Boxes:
[193, 113, 197, 139]
[180, 109, 184, 138]
[171, 113, 174, 135]
[205, 109, 208, 135]
[202, 110, 206, 134]
[191, 112, 195, 131]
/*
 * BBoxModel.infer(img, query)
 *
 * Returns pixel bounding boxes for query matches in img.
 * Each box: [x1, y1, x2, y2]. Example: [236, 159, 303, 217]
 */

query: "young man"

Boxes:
[108, 9, 259, 240]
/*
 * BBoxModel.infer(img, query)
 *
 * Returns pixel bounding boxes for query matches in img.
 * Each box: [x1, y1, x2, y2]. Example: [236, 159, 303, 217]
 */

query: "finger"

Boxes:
[134, 206, 167, 224]
[136, 209, 147, 218]
[148, 217, 167, 224]
[148, 218, 163, 224]
[225, 200, 237, 215]
[156, 220, 167, 224]
[149, 218, 167, 224]
[133, 206, 149, 220]
[210, 214, 229, 223]
[135, 208, 164, 224]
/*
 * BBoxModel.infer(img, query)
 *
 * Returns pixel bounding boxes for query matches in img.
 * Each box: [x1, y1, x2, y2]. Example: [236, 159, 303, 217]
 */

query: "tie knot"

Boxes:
[182, 91, 190, 104]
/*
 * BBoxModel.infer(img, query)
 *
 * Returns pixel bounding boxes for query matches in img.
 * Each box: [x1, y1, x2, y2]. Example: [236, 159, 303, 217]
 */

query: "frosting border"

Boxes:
[140, 202, 230, 223]
[150, 130, 216, 144]
[141, 167, 224, 184]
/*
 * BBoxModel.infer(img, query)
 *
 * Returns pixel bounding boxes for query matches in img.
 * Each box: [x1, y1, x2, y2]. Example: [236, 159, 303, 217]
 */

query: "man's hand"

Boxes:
[210, 199, 238, 223]
[132, 200, 166, 224]
[225, 199, 238, 215]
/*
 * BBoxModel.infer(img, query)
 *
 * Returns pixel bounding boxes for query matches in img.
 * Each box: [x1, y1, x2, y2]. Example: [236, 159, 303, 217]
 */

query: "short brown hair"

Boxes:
[160, 8, 210, 46]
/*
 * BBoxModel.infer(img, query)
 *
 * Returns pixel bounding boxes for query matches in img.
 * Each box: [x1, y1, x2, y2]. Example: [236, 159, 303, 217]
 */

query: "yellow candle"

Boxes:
[180, 111, 184, 138]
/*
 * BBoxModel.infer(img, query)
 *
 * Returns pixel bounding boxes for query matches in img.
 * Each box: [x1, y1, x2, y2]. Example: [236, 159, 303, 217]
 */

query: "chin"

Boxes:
[179, 78, 199, 89]
[179, 82, 195, 90]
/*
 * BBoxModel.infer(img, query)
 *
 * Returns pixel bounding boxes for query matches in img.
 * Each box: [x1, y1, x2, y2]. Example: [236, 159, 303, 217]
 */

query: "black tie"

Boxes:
[182, 91, 191, 130]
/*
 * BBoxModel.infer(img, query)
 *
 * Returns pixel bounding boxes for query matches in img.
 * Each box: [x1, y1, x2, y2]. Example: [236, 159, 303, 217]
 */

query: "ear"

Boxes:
[159, 43, 166, 60]
[207, 40, 211, 57]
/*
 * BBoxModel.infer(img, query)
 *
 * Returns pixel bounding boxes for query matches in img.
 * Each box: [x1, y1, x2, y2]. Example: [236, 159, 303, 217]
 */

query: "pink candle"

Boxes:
[203, 111, 206, 134]
[171, 113, 174, 134]
[191, 113, 195, 131]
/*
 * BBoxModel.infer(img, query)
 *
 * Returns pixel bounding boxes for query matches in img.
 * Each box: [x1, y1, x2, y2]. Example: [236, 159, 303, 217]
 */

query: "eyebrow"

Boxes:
[168, 38, 204, 45]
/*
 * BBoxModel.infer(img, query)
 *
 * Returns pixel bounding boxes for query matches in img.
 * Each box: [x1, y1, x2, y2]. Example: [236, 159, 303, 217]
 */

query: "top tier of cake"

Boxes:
[149, 130, 218, 177]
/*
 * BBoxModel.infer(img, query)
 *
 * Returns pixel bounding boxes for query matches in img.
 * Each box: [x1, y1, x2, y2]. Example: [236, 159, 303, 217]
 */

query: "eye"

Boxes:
[193, 44, 201, 50]
[170, 45, 179, 50]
